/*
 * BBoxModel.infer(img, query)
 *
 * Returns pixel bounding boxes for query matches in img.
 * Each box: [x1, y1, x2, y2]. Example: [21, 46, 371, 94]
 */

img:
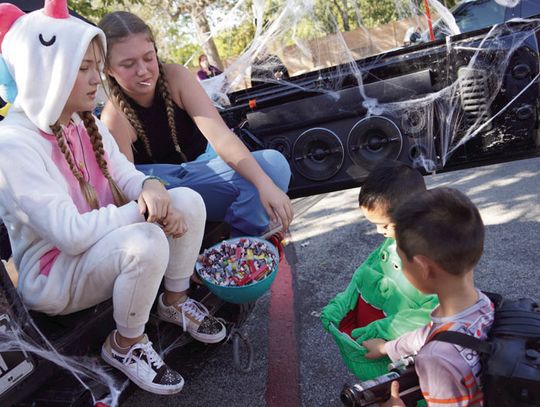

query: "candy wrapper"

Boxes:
[196, 238, 279, 287]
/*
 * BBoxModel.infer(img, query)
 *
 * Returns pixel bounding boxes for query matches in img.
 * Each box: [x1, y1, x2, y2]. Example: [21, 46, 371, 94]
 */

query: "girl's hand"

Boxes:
[380, 381, 406, 407]
[362, 338, 388, 359]
[258, 183, 294, 231]
[160, 207, 188, 238]
[138, 179, 171, 223]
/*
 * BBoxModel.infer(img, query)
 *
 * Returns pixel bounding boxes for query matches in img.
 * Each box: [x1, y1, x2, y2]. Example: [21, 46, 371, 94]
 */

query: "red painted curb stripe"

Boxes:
[266, 252, 299, 407]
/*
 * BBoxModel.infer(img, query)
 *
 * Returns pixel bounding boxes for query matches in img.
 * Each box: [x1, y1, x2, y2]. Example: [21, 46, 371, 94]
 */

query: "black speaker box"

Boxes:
[244, 72, 440, 198]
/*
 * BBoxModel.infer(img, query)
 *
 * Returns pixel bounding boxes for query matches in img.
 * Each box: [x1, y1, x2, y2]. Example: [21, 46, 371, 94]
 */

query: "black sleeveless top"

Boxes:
[128, 90, 207, 164]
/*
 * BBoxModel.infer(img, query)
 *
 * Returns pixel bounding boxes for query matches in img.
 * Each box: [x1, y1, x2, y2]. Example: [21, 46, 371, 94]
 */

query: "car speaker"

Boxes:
[347, 116, 404, 169]
[292, 127, 345, 181]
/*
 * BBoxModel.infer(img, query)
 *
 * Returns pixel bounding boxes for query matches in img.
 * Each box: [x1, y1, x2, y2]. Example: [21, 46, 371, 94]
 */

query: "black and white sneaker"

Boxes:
[157, 294, 226, 344]
[101, 331, 184, 395]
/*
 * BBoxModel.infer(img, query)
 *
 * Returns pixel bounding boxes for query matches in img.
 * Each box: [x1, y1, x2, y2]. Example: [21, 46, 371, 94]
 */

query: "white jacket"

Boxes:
[0, 110, 146, 275]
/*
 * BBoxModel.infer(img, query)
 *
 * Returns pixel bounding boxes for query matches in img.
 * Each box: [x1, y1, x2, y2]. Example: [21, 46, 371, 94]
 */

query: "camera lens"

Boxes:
[340, 384, 358, 407]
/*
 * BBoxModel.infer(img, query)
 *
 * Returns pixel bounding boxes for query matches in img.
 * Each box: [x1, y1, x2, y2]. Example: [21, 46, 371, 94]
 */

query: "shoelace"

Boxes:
[179, 298, 210, 331]
[123, 341, 164, 370]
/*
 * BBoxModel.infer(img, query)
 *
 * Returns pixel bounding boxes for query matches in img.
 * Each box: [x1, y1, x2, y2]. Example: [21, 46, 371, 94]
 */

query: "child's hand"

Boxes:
[159, 207, 188, 239]
[380, 381, 406, 407]
[138, 179, 171, 223]
[362, 338, 387, 359]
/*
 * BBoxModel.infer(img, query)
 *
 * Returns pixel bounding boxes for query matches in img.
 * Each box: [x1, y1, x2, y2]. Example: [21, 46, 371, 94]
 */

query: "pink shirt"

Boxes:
[385, 290, 495, 407]
[39, 121, 116, 276]
[41, 121, 115, 213]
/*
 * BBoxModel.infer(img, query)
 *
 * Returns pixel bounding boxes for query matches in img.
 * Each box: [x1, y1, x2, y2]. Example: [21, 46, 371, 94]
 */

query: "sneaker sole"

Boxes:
[158, 314, 227, 344]
[101, 346, 184, 395]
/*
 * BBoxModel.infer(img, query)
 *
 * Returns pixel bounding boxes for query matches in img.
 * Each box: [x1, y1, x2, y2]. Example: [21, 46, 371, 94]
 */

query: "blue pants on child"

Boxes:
[136, 149, 291, 237]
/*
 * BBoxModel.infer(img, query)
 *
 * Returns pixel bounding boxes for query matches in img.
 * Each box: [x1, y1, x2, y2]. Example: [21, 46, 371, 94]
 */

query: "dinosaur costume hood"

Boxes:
[0, 0, 105, 133]
[321, 238, 438, 380]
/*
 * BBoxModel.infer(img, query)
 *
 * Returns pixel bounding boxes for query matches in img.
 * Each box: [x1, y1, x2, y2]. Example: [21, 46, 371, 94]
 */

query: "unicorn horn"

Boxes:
[44, 0, 69, 19]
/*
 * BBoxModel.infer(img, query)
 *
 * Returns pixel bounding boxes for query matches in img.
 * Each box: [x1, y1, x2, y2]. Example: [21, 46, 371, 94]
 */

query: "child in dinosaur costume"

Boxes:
[321, 160, 439, 380]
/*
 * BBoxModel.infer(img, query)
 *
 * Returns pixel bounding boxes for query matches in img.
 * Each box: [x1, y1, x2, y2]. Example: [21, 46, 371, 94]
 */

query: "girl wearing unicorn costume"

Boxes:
[0, 0, 225, 395]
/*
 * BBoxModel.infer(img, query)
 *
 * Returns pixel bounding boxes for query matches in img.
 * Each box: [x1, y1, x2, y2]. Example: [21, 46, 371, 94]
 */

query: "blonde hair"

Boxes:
[99, 11, 187, 162]
[50, 38, 128, 210]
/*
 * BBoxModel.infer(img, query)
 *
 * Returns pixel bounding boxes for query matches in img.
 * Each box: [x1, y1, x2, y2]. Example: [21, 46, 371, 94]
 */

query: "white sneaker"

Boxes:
[157, 294, 226, 344]
[101, 331, 184, 395]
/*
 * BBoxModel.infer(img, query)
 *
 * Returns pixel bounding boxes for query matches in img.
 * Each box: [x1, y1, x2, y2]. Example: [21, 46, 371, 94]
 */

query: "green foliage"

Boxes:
[307, 0, 462, 33]
[309, 0, 425, 33]
[67, 0, 142, 23]
[312, 1, 343, 34]
[214, 23, 256, 61]
[165, 41, 202, 66]
[68, 0, 463, 66]
[356, 0, 401, 28]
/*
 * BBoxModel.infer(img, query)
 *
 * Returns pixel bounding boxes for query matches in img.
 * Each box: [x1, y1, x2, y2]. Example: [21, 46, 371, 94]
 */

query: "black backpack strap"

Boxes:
[431, 331, 492, 355]
[482, 291, 503, 307]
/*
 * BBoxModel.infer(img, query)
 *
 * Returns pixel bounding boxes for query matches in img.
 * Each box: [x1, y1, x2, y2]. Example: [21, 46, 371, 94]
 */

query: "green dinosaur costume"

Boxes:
[321, 238, 438, 380]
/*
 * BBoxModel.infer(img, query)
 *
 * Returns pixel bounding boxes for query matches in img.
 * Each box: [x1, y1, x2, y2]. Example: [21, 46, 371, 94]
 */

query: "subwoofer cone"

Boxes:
[266, 137, 292, 159]
[347, 116, 403, 169]
[292, 128, 345, 181]
[401, 109, 426, 136]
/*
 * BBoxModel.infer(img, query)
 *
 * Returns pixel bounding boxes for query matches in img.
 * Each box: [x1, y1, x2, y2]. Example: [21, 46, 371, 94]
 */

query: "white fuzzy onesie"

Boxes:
[0, 2, 205, 338]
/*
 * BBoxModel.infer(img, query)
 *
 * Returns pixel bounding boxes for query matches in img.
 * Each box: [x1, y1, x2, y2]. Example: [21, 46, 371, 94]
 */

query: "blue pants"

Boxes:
[137, 149, 291, 237]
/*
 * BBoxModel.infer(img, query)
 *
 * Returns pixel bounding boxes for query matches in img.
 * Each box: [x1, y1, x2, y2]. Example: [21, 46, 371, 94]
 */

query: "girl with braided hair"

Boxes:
[98, 11, 294, 238]
[0, 0, 226, 395]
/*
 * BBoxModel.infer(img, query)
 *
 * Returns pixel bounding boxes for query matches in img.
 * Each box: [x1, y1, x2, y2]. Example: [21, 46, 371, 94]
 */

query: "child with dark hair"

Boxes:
[0, 0, 225, 395]
[321, 160, 438, 380]
[363, 187, 494, 407]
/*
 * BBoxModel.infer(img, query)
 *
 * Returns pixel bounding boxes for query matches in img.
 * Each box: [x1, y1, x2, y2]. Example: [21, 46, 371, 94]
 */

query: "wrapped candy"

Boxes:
[196, 238, 278, 287]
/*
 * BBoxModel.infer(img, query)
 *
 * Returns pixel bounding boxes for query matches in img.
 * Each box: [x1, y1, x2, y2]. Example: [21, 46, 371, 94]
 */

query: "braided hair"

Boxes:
[50, 37, 128, 210]
[99, 11, 187, 162]
[81, 111, 128, 207]
[50, 115, 128, 209]
[50, 121, 100, 210]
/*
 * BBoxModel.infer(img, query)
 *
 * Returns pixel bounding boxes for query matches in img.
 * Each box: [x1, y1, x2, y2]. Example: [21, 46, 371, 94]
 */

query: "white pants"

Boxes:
[19, 187, 206, 338]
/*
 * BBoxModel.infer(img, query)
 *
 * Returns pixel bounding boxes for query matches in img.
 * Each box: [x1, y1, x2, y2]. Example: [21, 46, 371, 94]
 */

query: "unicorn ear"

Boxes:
[0, 56, 17, 103]
[0, 3, 25, 52]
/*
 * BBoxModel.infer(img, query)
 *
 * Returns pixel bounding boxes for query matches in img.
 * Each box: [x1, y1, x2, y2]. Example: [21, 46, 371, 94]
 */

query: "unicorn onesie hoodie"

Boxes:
[0, 3, 155, 316]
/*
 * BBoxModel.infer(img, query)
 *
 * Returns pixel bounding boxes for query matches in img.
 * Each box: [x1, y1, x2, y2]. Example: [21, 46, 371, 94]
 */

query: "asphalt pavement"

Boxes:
[124, 156, 540, 407]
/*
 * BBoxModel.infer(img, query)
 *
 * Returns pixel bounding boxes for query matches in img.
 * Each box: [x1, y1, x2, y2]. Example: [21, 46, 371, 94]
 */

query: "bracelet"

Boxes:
[142, 176, 165, 188]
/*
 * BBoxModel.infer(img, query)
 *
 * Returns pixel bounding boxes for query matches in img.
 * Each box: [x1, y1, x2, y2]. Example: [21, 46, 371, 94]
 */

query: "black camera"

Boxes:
[340, 364, 421, 407]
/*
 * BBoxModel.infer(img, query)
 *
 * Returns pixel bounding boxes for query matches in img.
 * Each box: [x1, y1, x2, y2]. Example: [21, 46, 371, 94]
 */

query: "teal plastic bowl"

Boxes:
[195, 237, 280, 304]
